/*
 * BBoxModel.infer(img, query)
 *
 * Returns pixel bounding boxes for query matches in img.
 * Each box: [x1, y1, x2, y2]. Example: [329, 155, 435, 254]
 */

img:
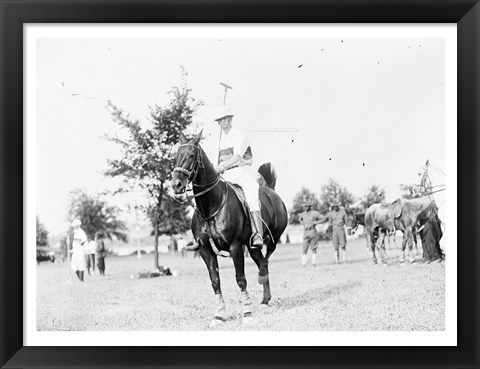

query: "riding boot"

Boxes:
[341, 250, 347, 263]
[75, 271, 80, 280]
[79, 271, 84, 282]
[334, 251, 340, 264]
[250, 211, 264, 249]
[311, 253, 317, 266]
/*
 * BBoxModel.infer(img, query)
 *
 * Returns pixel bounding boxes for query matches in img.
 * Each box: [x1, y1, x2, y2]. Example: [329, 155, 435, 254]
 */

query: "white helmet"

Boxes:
[71, 219, 82, 227]
[214, 106, 233, 121]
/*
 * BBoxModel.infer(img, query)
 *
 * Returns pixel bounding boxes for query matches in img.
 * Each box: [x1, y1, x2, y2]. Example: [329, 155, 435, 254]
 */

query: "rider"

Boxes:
[214, 106, 264, 249]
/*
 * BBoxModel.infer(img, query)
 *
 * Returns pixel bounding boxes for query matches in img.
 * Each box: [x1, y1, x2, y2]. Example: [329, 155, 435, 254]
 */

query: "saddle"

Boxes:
[228, 182, 251, 217]
[376, 199, 403, 230]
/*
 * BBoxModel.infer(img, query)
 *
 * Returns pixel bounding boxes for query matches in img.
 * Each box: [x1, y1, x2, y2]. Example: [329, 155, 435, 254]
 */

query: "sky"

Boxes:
[35, 30, 448, 235]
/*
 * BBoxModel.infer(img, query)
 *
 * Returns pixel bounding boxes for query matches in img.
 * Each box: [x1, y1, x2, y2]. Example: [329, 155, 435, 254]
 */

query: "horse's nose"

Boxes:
[172, 178, 184, 193]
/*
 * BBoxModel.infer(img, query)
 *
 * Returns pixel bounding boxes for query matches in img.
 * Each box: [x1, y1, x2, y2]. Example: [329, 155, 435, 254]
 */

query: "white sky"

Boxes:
[35, 28, 448, 235]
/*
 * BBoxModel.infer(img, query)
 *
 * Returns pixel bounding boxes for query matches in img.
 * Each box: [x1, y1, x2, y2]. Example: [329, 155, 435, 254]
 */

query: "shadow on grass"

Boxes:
[271, 280, 362, 311]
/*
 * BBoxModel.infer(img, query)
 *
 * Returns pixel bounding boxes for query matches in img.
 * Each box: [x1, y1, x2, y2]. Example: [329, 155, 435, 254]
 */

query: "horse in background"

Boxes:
[171, 131, 288, 327]
[365, 196, 435, 265]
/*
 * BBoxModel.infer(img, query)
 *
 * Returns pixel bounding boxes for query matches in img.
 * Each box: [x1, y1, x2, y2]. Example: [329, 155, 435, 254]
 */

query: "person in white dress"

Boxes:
[70, 219, 87, 281]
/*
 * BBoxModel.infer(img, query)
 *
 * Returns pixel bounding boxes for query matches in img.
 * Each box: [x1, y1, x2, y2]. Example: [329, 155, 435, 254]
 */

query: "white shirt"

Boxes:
[87, 240, 97, 255]
[218, 127, 253, 167]
[72, 228, 87, 254]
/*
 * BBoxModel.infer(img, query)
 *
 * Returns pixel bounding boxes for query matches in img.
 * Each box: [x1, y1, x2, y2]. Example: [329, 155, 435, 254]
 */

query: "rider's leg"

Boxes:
[250, 210, 264, 248]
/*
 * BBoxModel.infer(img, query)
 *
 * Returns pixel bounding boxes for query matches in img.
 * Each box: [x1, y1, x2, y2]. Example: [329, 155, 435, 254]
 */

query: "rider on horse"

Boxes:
[214, 106, 264, 249]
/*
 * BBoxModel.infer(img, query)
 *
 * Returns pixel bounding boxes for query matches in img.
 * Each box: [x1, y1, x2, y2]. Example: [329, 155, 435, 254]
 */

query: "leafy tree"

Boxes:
[146, 195, 191, 235]
[104, 72, 201, 268]
[399, 183, 422, 199]
[289, 187, 320, 224]
[36, 216, 49, 247]
[319, 178, 355, 213]
[361, 184, 386, 210]
[67, 188, 127, 241]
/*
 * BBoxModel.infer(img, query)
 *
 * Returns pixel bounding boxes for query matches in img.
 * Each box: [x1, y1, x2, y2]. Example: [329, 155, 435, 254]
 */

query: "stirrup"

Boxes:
[250, 233, 264, 249]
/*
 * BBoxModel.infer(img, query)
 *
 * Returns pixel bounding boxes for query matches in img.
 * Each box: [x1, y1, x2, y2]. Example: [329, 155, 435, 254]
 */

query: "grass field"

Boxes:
[37, 237, 445, 331]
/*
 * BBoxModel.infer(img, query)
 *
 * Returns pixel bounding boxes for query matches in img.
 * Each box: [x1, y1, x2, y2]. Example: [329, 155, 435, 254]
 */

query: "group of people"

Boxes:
[299, 200, 349, 267]
[70, 219, 107, 281]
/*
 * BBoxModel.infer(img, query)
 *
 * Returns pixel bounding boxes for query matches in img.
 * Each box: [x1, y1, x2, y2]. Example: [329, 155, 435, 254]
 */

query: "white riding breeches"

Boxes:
[222, 166, 260, 211]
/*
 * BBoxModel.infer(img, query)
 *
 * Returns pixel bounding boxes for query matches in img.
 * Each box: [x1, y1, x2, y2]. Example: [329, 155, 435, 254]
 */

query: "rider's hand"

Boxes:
[215, 165, 226, 174]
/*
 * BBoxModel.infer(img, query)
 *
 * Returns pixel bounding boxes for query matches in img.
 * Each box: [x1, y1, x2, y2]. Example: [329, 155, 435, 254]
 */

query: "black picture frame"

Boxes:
[1, 1, 479, 368]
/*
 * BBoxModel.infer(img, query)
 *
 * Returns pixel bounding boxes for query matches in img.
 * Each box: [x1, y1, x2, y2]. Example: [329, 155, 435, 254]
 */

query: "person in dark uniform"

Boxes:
[299, 200, 323, 267]
[327, 200, 349, 263]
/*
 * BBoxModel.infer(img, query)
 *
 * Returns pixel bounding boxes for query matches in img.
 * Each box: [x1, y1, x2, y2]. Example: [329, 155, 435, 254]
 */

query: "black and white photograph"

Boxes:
[27, 24, 456, 344]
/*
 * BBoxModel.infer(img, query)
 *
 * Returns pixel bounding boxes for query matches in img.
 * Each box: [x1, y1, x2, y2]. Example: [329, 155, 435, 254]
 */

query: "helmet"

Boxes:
[331, 200, 341, 207]
[304, 200, 314, 207]
[214, 106, 234, 121]
[71, 219, 82, 227]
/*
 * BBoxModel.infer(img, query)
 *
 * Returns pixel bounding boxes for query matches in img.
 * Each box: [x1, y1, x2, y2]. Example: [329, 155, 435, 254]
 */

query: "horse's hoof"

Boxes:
[208, 317, 225, 329]
[258, 274, 269, 285]
[383, 263, 388, 267]
[242, 316, 255, 326]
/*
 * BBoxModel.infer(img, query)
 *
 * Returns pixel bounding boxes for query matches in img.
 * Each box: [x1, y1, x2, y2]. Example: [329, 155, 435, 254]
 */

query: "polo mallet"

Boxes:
[217, 82, 233, 163]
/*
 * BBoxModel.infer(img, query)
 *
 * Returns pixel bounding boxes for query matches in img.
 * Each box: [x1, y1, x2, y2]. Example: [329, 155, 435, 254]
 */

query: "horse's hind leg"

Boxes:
[248, 246, 272, 305]
[230, 242, 253, 319]
[199, 244, 226, 325]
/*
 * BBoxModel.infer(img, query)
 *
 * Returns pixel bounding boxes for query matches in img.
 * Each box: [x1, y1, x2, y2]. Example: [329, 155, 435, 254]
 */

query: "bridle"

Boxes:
[173, 143, 227, 221]
[173, 143, 220, 194]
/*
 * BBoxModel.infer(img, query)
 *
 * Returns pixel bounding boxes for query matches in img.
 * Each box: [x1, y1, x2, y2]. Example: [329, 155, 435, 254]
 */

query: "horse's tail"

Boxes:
[258, 162, 277, 190]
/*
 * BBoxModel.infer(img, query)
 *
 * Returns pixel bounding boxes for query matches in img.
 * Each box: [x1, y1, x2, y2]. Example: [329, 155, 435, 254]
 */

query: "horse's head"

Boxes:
[171, 131, 203, 195]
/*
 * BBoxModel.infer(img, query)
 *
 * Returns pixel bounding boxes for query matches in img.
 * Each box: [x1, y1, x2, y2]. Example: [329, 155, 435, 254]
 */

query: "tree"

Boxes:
[319, 178, 355, 213]
[361, 184, 386, 210]
[104, 72, 201, 268]
[289, 187, 320, 224]
[399, 184, 422, 199]
[67, 188, 128, 241]
[36, 216, 49, 247]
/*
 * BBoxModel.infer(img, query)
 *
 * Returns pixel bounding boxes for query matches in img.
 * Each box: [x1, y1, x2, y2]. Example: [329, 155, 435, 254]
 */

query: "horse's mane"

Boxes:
[258, 162, 277, 190]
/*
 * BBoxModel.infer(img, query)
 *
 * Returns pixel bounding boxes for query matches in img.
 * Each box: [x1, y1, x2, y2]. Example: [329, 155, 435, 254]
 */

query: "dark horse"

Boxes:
[171, 131, 288, 326]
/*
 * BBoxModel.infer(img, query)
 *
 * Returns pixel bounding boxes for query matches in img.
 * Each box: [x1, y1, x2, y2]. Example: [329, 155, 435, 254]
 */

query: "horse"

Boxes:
[350, 211, 397, 251]
[364, 196, 436, 265]
[171, 131, 288, 326]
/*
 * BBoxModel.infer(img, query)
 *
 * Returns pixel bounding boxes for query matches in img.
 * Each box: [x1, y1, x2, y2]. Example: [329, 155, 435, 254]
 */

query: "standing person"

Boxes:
[299, 200, 323, 267]
[95, 232, 106, 276]
[85, 237, 96, 277]
[214, 106, 264, 249]
[328, 200, 349, 264]
[70, 219, 87, 281]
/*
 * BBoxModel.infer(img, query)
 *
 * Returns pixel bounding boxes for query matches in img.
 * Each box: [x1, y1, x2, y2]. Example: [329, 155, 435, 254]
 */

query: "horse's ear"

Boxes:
[192, 130, 203, 145]
[179, 132, 187, 144]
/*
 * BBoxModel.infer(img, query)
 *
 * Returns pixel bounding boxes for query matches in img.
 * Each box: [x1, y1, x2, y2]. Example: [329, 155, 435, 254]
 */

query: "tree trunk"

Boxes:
[153, 182, 164, 269]
[153, 212, 159, 269]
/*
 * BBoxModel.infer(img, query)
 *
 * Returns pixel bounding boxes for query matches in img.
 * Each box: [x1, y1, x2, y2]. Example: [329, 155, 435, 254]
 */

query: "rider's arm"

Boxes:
[218, 154, 242, 172]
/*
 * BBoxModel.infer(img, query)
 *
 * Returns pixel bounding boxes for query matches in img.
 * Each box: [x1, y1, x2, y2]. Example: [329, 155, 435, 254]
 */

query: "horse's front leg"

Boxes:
[199, 243, 226, 326]
[377, 230, 388, 266]
[229, 242, 253, 321]
[400, 228, 412, 265]
[366, 230, 377, 265]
